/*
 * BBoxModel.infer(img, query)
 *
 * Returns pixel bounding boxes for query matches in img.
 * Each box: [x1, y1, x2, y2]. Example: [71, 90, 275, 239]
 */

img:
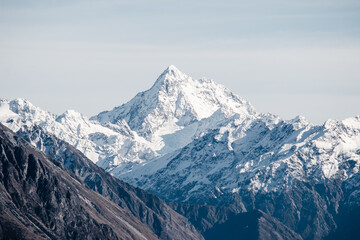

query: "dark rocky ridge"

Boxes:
[170, 201, 303, 240]
[15, 124, 203, 240]
[169, 199, 245, 233]
[325, 172, 360, 239]
[0, 123, 158, 239]
[203, 209, 302, 240]
[170, 179, 344, 240]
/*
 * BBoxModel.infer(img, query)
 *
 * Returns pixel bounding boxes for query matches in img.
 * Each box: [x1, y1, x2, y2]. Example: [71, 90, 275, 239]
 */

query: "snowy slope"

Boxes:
[130, 114, 360, 203]
[93, 65, 255, 131]
[92, 65, 256, 151]
[0, 98, 157, 171]
[0, 66, 257, 173]
[1, 66, 360, 206]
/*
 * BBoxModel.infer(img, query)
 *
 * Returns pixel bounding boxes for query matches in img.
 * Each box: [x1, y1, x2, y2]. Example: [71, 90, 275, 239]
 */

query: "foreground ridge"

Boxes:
[0, 123, 158, 240]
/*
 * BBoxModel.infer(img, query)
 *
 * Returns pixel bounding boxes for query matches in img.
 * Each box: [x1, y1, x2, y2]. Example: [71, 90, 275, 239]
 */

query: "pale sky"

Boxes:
[0, 0, 359, 124]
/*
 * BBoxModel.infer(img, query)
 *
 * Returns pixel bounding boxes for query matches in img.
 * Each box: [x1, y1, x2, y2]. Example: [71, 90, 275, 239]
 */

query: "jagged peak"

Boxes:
[341, 116, 360, 129]
[56, 109, 87, 123]
[10, 98, 33, 107]
[323, 118, 337, 130]
[152, 65, 189, 88]
[59, 109, 83, 117]
[164, 65, 184, 76]
[0, 98, 56, 127]
[93, 65, 257, 129]
[0, 98, 10, 103]
[287, 115, 311, 130]
[8, 98, 50, 116]
[321, 116, 359, 130]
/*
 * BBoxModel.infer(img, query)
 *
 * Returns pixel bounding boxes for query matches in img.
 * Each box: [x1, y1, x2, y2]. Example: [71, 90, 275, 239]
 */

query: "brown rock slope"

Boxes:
[0, 123, 159, 240]
[16, 124, 203, 240]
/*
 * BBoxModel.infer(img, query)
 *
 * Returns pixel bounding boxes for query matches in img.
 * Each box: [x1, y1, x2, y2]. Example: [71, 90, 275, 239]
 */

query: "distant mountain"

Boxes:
[92, 65, 256, 139]
[1, 66, 360, 239]
[0, 98, 158, 172]
[134, 114, 360, 203]
[0, 65, 256, 175]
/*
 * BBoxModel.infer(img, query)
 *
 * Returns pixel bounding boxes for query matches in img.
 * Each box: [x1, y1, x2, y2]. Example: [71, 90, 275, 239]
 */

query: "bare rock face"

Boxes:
[0, 123, 159, 240]
[15, 124, 203, 240]
[203, 210, 302, 240]
[169, 199, 245, 233]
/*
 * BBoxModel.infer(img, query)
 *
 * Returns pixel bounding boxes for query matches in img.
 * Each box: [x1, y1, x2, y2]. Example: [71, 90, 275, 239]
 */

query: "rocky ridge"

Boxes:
[0, 123, 158, 240]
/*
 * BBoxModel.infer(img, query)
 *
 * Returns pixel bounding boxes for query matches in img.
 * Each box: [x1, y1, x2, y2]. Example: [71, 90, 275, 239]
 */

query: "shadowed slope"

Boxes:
[15, 124, 203, 240]
[0, 123, 159, 240]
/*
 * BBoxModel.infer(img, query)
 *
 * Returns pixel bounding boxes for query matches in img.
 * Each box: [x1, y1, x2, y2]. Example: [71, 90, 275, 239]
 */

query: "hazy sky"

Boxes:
[1, 0, 359, 124]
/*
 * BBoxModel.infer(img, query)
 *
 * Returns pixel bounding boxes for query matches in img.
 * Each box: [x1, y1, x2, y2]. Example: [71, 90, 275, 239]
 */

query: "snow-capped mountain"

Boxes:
[91, 65, 257, 162]
[0, 98, 158, 171]
[1, 65, 360, 239]
[1, 66, 360, 199]
[92, 65, 256, 139]
[0, 65, 258, 174]
[133, 114, 360, 203]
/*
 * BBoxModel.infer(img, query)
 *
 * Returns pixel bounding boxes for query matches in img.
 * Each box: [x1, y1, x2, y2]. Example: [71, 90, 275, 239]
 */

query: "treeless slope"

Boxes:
[16, 124, 203, 240]
[0, 123, 158, 240]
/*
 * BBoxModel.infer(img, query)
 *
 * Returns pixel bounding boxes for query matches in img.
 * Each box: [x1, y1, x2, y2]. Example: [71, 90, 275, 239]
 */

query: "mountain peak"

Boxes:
[153, 65, 189, 88]
[10, 98, 32, 110]
[56, 109, 85, 123]
[6, 98, 55, 122]
[164, 65, 182, 75]
[93, 65, 257, 141]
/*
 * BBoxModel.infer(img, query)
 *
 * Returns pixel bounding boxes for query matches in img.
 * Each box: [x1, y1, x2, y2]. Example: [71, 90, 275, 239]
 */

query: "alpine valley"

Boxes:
[1, 65, 360, 239]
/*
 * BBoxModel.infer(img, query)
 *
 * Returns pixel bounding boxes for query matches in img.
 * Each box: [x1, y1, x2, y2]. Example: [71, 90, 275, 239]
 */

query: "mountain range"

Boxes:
[1, 65, 360, 239]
